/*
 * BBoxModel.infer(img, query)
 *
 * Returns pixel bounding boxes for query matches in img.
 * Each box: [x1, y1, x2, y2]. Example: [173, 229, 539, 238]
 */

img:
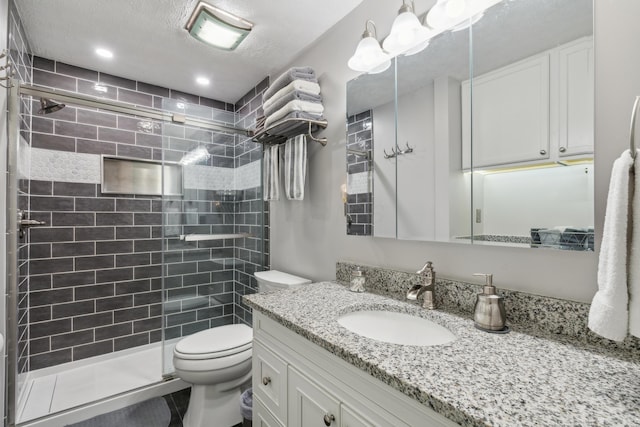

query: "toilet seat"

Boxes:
[174, 324, 252, 361]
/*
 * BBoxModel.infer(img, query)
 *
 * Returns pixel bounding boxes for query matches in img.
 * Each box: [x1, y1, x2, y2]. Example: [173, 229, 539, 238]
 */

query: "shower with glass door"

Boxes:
[5, 77, 266, 426]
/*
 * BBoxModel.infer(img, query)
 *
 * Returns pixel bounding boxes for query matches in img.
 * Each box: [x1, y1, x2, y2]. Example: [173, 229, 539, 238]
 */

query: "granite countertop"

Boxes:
[244, 282, 640, 427]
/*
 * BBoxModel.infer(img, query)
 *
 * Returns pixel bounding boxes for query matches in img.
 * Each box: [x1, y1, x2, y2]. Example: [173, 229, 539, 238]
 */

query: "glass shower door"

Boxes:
[160, 99, 265, 376]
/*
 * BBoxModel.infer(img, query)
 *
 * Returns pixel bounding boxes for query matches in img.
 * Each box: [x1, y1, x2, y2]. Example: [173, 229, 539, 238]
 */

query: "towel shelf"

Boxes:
[251, 117, 328, 146]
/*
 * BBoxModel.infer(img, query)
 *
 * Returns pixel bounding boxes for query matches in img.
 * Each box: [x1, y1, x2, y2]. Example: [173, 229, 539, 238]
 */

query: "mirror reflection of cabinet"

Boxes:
[462, 54, 550, 168]
[345, 0, 594, 251]
[462, 37, 593, 169]
[557, 38, 594, 158]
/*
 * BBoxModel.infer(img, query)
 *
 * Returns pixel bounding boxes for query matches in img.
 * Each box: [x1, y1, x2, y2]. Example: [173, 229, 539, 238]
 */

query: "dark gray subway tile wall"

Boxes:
[233, 79, 269, 326]
[25, 57, 267, 369]
[346, 110, 373, 236]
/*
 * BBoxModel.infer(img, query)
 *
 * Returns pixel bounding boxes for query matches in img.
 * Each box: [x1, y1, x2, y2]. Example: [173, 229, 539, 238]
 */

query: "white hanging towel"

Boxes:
[284, 135, 307, 200]
[629, 150, 640, 338]
[263, 145, 280, 201]
[588, 150, 634, 341]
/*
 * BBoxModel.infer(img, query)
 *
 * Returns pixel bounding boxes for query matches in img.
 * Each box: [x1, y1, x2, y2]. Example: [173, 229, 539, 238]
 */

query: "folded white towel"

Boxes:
[263, 90, 323, 118]
[263, 145, 280, 201]
[264, 100, 325, 129]
[630, 150, 640, 338]
[262, 67, 317, 101]
[284, 135, 307, 200]
[588, 150, 634, 341]
[263, 80, 321, 110]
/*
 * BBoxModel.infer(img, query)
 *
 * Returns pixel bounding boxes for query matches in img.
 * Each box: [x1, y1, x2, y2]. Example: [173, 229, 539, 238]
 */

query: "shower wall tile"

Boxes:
[23, 56, 267, 371]
[346, 110, 373, 236]
[233, 79, 268, 326]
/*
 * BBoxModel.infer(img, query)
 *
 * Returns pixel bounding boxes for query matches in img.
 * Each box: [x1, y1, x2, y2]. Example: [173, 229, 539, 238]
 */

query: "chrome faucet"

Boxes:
[406, 261, 436, 309]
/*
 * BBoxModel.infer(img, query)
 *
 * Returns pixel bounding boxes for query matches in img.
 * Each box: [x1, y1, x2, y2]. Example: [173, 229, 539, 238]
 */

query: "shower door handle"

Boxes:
[17, 210, 46, 238]
[20, 219, 46, 227]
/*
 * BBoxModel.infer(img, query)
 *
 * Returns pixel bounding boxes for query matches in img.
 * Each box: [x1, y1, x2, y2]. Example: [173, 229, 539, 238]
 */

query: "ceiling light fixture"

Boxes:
[196, 76, 210, 85]
[382, 1, 432, 56]
[185, 2, 253, 51]
[347, 20, 391, 74]
[95, 48, 113, 59]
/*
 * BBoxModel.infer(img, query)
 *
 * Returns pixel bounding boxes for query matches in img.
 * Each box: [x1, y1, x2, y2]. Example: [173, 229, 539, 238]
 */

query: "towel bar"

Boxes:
[251, 117, 328, 146]
[630, 95, 640, 159]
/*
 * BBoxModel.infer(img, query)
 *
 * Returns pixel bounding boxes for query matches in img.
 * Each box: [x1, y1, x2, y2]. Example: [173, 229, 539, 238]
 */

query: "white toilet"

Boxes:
[173, 270, 309, 427]
[173, 324, 253, 427]
[254, 270, 312, 292]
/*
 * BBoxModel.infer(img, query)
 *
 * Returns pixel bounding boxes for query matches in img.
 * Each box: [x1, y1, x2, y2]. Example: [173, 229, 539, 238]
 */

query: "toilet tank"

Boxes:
[254, 270, 311, 292]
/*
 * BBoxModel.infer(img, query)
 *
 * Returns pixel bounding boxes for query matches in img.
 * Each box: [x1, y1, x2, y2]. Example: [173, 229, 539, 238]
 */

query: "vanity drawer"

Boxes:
[253, 340, 288, 424]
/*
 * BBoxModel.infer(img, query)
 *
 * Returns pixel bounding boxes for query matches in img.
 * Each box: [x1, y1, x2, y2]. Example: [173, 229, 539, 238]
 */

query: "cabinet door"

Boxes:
[255, 396, 286, 427]
[253, 341, 288, 424]
[288, 367, 340, 427]
[557, 37, 594, 157]
[462, 54, 550, 169]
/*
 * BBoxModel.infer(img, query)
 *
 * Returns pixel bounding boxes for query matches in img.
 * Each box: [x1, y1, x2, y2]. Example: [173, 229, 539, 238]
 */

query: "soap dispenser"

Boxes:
[473, 273, 507, 332]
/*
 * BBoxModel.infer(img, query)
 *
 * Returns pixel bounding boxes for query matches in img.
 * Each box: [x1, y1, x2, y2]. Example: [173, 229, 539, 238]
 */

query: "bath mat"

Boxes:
[65, 397, 170, 427]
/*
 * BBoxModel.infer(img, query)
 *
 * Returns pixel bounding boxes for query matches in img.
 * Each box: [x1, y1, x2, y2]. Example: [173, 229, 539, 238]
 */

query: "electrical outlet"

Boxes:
[475, 209, 482, 223]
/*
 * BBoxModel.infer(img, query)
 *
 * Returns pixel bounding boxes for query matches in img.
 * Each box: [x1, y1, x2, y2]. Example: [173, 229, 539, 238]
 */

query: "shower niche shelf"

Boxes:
[179, 233, 252, 241]
[251, 117, 328, 146]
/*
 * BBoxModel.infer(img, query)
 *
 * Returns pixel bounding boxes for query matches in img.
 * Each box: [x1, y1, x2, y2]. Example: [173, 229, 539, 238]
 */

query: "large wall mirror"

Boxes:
[345, 0, 594, 251]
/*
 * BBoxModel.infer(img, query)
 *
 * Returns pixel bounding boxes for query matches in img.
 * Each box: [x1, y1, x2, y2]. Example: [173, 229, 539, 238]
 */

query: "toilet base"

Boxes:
[182, 383, 243, 427]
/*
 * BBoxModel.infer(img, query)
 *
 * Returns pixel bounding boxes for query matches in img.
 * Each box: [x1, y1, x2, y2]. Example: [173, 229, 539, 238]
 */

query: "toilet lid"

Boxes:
[174, 324, 252, 358]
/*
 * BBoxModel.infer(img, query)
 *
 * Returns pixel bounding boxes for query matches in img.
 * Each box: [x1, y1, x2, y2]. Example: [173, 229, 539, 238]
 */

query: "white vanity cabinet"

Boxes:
[252, 312, 458, 427]
[462, 37, 593, 169]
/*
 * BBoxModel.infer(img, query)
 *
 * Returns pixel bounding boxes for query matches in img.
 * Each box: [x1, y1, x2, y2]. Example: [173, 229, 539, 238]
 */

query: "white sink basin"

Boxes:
[337, 310, 456, 346]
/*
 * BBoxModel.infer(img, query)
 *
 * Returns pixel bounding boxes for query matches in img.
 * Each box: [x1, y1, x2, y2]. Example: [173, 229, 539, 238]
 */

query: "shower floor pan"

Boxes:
[17, 341, 186, 426]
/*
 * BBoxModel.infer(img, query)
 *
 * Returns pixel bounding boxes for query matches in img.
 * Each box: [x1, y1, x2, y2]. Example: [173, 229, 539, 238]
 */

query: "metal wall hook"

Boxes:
[400, 142, 414, 154]
[384, 143, 414, 159]
[384, 147, 398, 159]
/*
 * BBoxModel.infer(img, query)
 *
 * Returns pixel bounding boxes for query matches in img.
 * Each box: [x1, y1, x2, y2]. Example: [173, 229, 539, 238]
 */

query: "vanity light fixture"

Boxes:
[348, 20, 391, 74]
[426, 0, 485, 32]
[382, 1, 432, 56]
[185, 2, 253, 51]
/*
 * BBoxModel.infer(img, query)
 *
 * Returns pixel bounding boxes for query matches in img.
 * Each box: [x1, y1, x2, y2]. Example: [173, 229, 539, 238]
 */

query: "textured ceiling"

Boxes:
[16, 0, 363, 103]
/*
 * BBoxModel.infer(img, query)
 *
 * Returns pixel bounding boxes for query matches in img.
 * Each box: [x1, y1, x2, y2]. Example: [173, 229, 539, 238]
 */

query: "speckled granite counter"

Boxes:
[244, 282, 640, 427]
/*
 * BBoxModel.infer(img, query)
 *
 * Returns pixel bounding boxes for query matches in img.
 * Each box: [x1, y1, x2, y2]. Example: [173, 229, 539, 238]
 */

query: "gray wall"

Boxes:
[270, 0, 640, 303]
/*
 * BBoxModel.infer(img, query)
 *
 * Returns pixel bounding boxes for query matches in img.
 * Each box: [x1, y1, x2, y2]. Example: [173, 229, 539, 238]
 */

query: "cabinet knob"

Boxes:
[323, 413, 335, 426]
[539, 149, 547, 155]
[559, 147, 567, 153]
[262, 376, 271, 386]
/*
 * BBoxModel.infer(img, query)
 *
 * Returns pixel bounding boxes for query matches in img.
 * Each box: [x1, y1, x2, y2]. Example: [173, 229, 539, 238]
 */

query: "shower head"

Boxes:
[38, 98, 65, 115]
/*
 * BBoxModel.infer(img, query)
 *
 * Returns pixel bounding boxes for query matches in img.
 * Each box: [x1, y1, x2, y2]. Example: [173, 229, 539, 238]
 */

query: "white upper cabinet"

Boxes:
[463, 53, 550, 169]
[555, 37, 594, 157]
[462, 37, 594, 169]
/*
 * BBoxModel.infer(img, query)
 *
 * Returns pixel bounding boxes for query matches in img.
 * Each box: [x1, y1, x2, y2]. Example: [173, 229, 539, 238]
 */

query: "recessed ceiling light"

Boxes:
[95, 48, 113, 59]
[185, 2, 253, 51]
[196, 76, 210, 85]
